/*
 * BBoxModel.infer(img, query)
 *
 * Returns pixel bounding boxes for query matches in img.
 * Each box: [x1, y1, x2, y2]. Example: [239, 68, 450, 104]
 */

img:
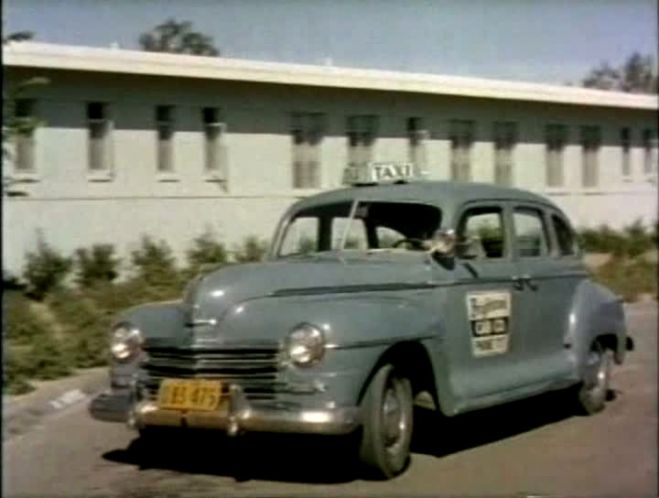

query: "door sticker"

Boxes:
[466, 291, 511, 357]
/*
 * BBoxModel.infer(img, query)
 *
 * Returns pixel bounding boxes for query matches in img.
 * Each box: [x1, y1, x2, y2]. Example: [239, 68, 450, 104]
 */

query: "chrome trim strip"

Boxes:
[325, 333, 437, 350]
[272, 281, 439, 297]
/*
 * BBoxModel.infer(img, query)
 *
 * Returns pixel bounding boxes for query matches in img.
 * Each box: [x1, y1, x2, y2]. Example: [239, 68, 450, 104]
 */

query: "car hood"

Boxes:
[184, 252, 435, 326]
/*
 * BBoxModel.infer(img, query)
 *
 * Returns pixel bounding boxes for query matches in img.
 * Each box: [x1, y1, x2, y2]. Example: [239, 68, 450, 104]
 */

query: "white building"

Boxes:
[3, 42, 658, 275]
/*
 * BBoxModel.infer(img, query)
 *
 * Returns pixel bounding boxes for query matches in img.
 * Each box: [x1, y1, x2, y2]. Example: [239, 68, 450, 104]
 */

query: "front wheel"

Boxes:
[358, 364, 413, 479]
[577, 342, 612, 415]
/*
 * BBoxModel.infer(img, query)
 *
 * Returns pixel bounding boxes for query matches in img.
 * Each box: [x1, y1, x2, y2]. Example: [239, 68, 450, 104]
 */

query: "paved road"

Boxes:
[3, 303, 657, 497]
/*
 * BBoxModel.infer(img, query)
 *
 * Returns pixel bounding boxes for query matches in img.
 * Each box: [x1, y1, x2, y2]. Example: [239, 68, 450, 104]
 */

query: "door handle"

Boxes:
[512, 274, 538, 291]
[511, 275, 525, 290]
[521, 274, 538, 290]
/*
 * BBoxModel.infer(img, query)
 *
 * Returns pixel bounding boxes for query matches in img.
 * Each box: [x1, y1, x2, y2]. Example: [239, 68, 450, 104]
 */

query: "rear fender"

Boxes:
[565, 281, 627, 377]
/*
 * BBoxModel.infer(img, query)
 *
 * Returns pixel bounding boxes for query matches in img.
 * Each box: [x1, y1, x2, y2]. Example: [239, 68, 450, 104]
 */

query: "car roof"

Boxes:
[293, 180, 558, 213]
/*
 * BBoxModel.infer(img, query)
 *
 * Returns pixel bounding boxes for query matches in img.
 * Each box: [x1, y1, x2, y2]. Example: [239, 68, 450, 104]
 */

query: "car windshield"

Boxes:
[276, 201, 442, 258]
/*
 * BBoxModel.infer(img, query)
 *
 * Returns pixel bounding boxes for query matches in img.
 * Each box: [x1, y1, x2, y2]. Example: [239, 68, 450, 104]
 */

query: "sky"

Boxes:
[3, 0, 658, 85]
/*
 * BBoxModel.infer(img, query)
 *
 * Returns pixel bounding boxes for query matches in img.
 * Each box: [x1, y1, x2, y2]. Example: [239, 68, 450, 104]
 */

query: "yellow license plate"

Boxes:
[157, 379, 222, 411]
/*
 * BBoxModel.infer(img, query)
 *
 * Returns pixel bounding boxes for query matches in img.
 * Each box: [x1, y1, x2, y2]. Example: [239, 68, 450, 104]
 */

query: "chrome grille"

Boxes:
[141, 346, 283, 401]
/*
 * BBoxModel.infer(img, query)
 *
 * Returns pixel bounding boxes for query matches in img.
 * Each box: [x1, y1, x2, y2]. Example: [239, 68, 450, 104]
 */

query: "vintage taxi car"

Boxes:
[90, 162, 633, 479]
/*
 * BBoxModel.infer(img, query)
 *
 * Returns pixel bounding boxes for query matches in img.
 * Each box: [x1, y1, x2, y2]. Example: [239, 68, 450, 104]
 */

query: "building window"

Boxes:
[620, 127, 631, 178]
[545, 124, 566, 187]
[87, 102, 111, 173]
[407, 117, 428, 173]
[202, 107, 227, 181]
[291, 112, 324, 189]
[642, 128, 657, 176]
[581, 126, 601, 188]
[156, 105, 174, 173]
[493, 121, 516, 186]
[12, 99, 36, 173]
[449, 120, 474, 181]
[347, 115, 378, 170]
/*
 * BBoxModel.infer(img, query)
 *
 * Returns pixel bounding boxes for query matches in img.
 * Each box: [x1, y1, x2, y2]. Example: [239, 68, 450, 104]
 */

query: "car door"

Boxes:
[510, 203, 586, 385]
[439, 201, 530, 403]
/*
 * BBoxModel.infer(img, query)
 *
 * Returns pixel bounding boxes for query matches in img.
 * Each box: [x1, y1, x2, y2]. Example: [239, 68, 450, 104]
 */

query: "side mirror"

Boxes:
[428, 229, 457, 258]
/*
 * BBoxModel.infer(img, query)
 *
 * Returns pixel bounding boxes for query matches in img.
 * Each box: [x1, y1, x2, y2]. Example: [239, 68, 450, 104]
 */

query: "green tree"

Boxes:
[138, 19, 219, 56]
[582, 52, 658, 94]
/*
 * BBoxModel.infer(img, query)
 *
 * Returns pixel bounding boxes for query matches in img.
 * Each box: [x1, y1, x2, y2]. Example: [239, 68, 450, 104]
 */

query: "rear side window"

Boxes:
[513, 208, 550, 257]
[457, 207, 506, 259]
[552, 215, 577, 256]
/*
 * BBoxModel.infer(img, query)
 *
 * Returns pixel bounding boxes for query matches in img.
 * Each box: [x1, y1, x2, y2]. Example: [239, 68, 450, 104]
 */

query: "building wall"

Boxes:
[3, 68, 657, 275]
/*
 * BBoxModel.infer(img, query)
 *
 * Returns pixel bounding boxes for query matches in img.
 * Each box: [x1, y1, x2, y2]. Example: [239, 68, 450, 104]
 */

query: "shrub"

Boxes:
[577, 221, 655, 258]
[3, 292, 72, 391]
[3, 346, 35, 395]
[592, 255, 658, 302]
[74, 244, 120, 288]
[47, 289, 110, 368]
[3, 291, 49, 344]
[30, 333, 73, 379]
[23, 234, 72, 300]
[130, 235, 181, 287]
[621, 220, 654, 258]
[233, 236, 269, 263]
[186, 230, 228, 275]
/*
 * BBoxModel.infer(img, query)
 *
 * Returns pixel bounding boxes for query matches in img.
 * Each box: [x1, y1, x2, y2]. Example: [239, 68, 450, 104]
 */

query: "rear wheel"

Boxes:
[358, 364, 413, 479]
[577, 342, 612, 415]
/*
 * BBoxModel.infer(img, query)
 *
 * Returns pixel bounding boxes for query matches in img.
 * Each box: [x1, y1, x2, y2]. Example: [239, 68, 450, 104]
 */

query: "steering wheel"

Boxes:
[392, 238, 425, 250]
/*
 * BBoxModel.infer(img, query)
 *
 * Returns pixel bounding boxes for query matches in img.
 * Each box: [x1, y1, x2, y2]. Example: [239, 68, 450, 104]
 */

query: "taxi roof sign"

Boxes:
[342, 162, 426, 186]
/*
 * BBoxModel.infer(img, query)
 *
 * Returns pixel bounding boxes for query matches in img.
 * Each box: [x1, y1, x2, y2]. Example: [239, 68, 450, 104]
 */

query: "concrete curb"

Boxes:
[3, 367, 108, 441]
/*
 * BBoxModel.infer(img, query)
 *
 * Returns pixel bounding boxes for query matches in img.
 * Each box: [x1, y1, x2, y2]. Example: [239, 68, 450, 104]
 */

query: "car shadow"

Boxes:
[412, 388, 603, 457]
[103, 388, 614, 484]
[104, 430, 362, 484]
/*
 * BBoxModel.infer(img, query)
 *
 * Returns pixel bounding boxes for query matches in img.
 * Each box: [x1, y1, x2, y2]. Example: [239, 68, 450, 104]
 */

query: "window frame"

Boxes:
[545, 124, 567, 188]
[86, 101, 113, 181]
[511, 204, 552, 259]
[449, 119, 475, 182]
[291, 111, 325, 189]
[547, 211, 580, 258]
[580, 125, 601, 188]
[407, 117, 429, 174]
[642, 127, 657, 177]
[202, 106, 228, 185]
[11, 98, 38, 177]
[493, 121, 517, 186]
[454, 202, 510, 261]
[620, 127, 632, 180]
[346, 114, 378, 173]
[155, 105, 176, 180]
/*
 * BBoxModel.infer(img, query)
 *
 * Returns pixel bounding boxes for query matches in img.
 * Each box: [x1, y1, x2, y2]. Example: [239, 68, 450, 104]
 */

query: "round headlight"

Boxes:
[110, 323, 142, 362]
[286, 323, 325, 367]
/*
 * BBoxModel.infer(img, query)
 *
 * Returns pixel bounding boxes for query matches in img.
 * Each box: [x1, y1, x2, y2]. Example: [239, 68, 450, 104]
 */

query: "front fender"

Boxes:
[218, 292, 444, 406]
[109, 300, 189, 382]
[565, 280, 627, 377]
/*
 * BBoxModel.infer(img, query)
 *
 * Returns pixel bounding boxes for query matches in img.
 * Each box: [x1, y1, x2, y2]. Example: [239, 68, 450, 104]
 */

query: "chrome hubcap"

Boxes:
[381, 378, 407, 452]
[585, 349, 609, 402]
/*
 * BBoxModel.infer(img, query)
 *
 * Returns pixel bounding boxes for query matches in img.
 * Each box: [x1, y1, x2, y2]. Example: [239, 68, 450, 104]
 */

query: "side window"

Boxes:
[552, 215, 577, 256]
[331, 218, 368, 250]
[457, 207, 506, 259]
[513, 208, 550, 257]
[376, 226, 405, 248]
[279, 217, 319, 256]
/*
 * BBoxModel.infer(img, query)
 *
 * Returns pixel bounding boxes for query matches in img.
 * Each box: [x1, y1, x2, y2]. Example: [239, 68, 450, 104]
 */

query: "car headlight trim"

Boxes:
[287, 323, 325, 367]
[110, 322, 142, 362]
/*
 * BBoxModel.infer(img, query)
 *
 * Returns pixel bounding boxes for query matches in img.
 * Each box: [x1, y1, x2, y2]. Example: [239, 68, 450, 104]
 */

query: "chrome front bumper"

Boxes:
[129, 385, 361, 436]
